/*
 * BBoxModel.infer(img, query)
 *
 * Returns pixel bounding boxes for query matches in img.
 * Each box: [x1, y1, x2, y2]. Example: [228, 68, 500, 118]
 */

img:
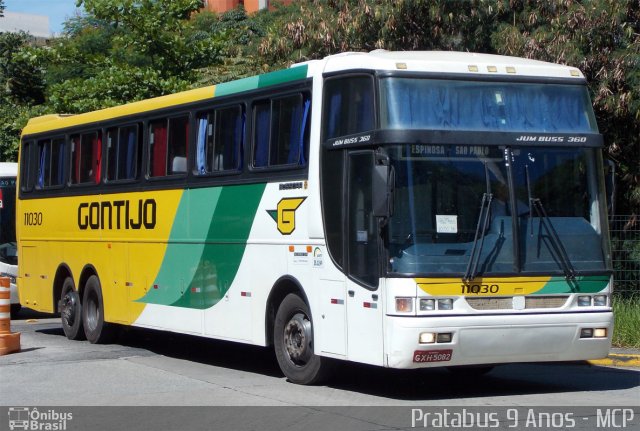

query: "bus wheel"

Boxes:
[60, 277, 85, 341]
[274, 293, 330, 385]
[82, 275, 114, 344]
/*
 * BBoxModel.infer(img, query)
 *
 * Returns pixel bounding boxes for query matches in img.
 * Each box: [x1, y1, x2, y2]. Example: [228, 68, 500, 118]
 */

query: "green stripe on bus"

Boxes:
[171, 183, 266, 309]
[136, 188, 222, 305]
[536, 275, 610, 294]
[214, 65, 308, 98]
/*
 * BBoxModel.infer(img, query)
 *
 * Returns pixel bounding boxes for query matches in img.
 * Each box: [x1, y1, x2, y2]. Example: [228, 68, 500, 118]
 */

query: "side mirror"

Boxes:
[604, 159, 615, 217]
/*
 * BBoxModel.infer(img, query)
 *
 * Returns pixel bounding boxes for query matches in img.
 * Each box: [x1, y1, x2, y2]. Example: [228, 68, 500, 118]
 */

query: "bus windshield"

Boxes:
[0, 177, 17, 265]
[386, 144, 609, 276]
[380, 78, 598, 133]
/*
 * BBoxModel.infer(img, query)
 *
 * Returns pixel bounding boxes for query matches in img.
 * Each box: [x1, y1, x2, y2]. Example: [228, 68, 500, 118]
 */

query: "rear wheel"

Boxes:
[274, 293, 331, 385]
[10, 303, 21, 318]
[60, 277, 85, 340]
[82, 275, 114, 344]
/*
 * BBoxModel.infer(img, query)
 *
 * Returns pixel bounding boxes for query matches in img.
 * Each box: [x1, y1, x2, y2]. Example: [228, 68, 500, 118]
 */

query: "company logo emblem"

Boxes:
[267, 197, 306, 235]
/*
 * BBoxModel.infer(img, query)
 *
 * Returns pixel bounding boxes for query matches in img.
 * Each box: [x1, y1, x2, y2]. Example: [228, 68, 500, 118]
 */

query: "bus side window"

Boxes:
[149, 116, 188, 177]
[196, 105, 244, 175]
[252, 93, 310, 169]
[107, 125, 139, 181]
[36, 137, 65, 188]
[70, 132, 101, 185]
[20, 141, 35, 192]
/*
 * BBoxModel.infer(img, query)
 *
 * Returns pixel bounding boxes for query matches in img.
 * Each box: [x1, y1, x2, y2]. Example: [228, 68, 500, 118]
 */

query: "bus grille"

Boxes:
[466, 296, 569, 310]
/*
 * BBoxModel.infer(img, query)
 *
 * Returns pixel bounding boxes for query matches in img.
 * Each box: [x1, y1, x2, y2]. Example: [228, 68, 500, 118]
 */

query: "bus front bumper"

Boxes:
[384, 312, 613, 369]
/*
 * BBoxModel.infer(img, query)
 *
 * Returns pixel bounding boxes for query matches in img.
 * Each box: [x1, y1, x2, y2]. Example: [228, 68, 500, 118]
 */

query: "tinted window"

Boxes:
[149, 116, 188, 177]
[323, 76, 375, 140]
[253, 94, 310, 168]
[195, 105, 243, 174]
[70, 132, 101, 185]
[107, 125, 139, 181]
[37, 137, 66, 188]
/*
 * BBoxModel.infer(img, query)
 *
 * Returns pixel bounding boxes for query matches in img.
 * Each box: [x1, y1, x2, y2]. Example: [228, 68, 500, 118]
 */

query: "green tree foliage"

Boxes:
[0, 0, 637, 214]
[491, 0, 640, 214]
[256, 0, 639, 214]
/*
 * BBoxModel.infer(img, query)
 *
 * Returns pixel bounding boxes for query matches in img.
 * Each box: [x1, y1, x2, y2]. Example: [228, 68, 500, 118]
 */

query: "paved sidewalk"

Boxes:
[588, 348, 640, 368]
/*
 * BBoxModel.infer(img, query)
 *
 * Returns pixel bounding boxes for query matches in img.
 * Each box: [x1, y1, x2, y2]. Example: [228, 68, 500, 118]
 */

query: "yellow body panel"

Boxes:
[416, 276, 552, 296]
[17, 190, 183, 323]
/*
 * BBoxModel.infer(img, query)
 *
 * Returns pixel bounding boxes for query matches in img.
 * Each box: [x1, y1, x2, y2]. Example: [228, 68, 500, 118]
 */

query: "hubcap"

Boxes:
[86, 292, 98, 332]
[61, 292, 76, 327]
[283, 312, 312, 365]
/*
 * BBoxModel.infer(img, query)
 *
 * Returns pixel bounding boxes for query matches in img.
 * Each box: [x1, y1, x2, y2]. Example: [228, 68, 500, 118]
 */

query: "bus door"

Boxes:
[345, 151, 384, 366]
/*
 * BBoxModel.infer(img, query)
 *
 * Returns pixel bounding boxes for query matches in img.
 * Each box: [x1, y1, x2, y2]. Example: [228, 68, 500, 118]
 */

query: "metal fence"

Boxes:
[609, 215, 640, 295]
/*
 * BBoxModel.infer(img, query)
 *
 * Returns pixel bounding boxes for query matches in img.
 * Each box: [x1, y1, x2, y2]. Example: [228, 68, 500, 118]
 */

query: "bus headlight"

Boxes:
[593, 295, 607, 306]
[419, 299, 435, 311]
[437, 298, 453, 310]
[593, 328, 607, 338]
[395, 297, 414, 313]
[419, 332, 436, 344]
[577, 296, 591, 307]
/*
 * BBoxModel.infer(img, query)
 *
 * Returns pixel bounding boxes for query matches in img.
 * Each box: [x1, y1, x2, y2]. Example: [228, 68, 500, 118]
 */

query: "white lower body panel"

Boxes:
[385, 312, 613, 368]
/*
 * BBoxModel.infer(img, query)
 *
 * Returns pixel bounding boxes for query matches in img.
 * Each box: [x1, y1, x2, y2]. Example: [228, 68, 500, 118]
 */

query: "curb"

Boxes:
[588, 353, 640, 368]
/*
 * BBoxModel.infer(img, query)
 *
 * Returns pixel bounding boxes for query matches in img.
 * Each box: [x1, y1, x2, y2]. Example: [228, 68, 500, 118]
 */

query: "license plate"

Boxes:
[413, 349, 453, 363]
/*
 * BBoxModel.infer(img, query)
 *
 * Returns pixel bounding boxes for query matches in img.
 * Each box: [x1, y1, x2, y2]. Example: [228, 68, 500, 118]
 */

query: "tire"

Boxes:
[274, 293, 331, 385]
[82, 275, 114, 344]
[60, 277, 85, 341]
[10, 303, 21, 318]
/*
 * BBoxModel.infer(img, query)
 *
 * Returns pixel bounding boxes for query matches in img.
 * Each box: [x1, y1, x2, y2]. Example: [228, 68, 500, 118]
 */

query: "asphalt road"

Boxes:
[1, 309, 639, 430]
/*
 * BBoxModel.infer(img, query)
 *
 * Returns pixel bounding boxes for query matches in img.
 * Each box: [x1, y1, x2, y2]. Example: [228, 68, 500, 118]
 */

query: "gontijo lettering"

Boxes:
[78, 199, 156, 230]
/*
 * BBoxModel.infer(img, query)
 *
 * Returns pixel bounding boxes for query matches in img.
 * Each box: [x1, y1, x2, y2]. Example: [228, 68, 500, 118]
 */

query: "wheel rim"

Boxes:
[283, 312, 312, 366]
[86, 291, 99, 332]
[61, 291, 77, 327]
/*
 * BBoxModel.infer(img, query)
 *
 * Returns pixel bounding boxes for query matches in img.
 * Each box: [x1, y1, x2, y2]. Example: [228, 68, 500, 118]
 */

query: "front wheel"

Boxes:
[82, 275, 114, 344]
[274, 293, 331, 385]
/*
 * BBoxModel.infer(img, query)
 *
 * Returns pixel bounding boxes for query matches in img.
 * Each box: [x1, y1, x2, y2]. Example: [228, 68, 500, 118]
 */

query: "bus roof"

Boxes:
[22, 51, 585, 137]
[317, 51, 585, 80]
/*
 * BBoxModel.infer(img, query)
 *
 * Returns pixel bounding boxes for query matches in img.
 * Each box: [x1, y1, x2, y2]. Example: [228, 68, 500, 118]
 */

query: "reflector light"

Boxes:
[468, 65, 479, 72]
[487, 65, 497, 73]
[419, 332, 436, 344]
[577, 296, 591, 307]
[506, 66, 516, 74]
[594, 328, 607, 338]
[395, 297, 414, 313]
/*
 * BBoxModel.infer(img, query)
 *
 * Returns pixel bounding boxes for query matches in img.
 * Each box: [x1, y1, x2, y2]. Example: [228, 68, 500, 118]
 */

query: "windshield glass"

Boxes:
[380, 78, 598, 133]
[0, 176, 17, 265]
[387, 145, 608, 276]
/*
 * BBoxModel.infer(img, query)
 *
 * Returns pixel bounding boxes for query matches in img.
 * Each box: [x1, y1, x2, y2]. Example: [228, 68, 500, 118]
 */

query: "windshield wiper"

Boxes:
[525, 165, 576, 280]
[464, 163, 493, 281]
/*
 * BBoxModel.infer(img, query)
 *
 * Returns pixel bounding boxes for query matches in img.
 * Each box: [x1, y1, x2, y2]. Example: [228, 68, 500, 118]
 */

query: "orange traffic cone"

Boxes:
[0, 276, 20, 355]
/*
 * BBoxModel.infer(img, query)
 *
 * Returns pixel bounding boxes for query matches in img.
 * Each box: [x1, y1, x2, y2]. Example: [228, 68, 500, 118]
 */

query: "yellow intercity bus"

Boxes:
[17, 51, 613, 384]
